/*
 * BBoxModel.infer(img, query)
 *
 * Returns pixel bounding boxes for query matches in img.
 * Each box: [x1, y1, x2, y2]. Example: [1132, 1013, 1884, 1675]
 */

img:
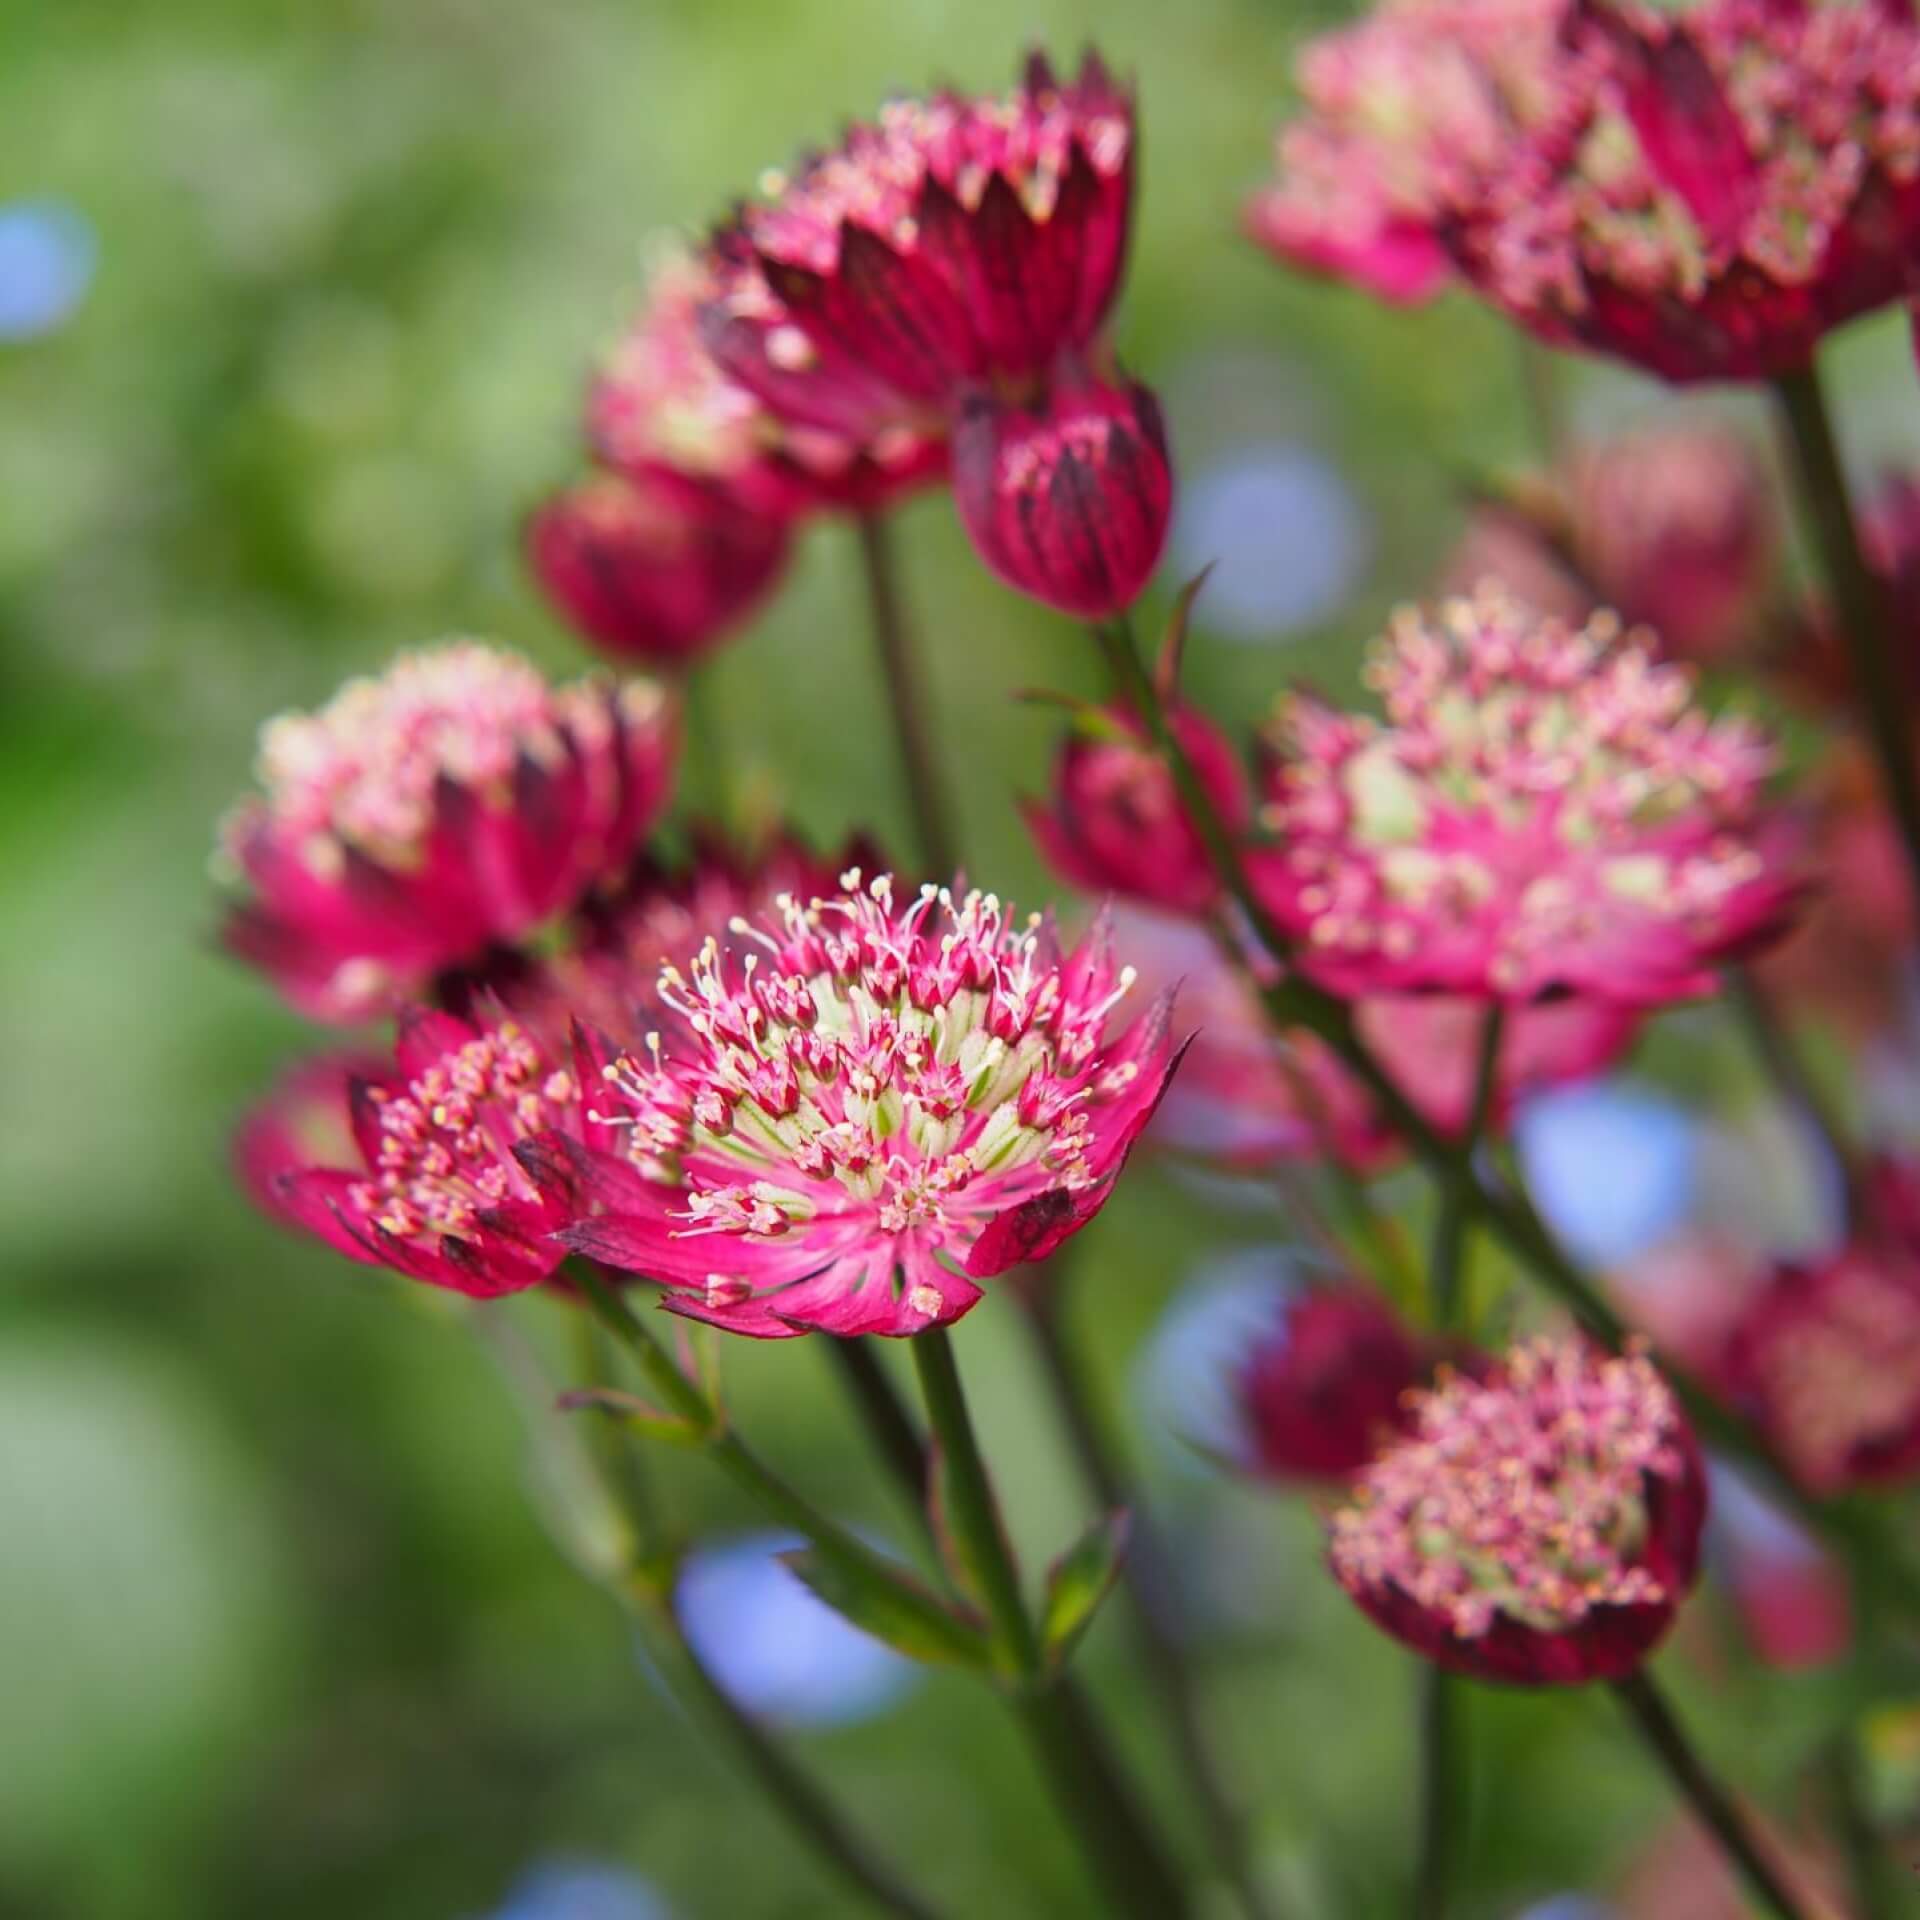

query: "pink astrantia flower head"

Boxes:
[700, 51, 1135, 442]
[1235, 1286, 1429, 1483]
[219, 642, 676, 1022]
[589, 242, 946, 517]
[1722, 1240, 1920, 1496]
[1330, 1337, 1706, 1685]
[1022, 701, 1246, 916]
[531, 875, 1184, 1339]
[527, 469, 791, 668]
[245, 1011, 602, 1297]
[1253, 0, 1920, 384]
[953, 371, 1172, 619]
[1250, 585, 1800, 1004]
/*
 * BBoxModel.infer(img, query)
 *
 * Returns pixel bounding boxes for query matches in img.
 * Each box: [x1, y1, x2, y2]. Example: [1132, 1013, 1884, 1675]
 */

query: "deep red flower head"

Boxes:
[528, 469, 791, 668]
[523, 876, 1185, 1339]
[589, 243, 946, 517]
[700, 51, 1135, 442]
[1722, 1237, 1920, 1495]
[1117, 911, 1635, 1171]
[954, 372, 1172, 619]
[1330, 1337, 1706, 1685]
[1023, 700, 1246, 915]
[219, 643, 676, 1022]
[240, 1011, 603, 1297]
[1235, 1286, 1429, 1483]
[1250, 585, 1801, 1004]
[1252, 0, 1920, 384]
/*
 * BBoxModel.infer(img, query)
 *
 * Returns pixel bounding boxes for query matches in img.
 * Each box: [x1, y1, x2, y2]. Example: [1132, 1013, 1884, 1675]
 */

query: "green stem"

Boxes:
[1773, 362, 1920, 919]
[1430, 1004, 1504, 1330]
[1825, 1728, 1898, 1920]
[1090, 614, 1920, 1624]
[1612, 1671, 1813, 1920]
[855, 511, 959, 878]
[1025, 1291, 1287, 1920]
[1414, 1668, 1457, 1920]
[911, 1327, 1194, 1920]
[825, 1335, 931, 1511]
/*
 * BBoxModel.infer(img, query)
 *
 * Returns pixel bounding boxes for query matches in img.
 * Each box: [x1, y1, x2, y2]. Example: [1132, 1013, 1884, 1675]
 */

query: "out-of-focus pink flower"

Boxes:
[522, 878, 1185, 1339]
[700, 52, 1135, 446]
[1251, 0, 1920, 384]
[1234, 1286, 1428, 1483]
[1710, 1471, 1851, 1672]
[218, 643, 676, 1022]
[1722, 1240, 1920, 1495]
[590, 243, 945, 517]
[1023, 701, 1245, 916]
[1250, 586, 1800, 1005]
[953, 372, 1172, 619]
[1330, 1337, 1706, 1685]
[527, 470, 790, 668]
[247, 1011, 601, 1297]
[1118, 910, 1635, 1172]
[1446, 426, 1777, 667]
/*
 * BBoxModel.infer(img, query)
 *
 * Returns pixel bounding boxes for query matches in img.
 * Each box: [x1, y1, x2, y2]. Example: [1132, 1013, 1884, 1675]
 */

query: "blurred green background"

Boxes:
[9, 1, 1920, 1915]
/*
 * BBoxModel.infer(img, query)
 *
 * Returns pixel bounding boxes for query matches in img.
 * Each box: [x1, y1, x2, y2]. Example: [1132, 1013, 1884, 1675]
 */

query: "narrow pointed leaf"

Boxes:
[925, 1437, 1022, 1621]
[556, 1385, 711, 1449]
[1154, 565, 1215, 701]
[778, 1544, 993, 1670]
[1040, 1509, 1132, 1668]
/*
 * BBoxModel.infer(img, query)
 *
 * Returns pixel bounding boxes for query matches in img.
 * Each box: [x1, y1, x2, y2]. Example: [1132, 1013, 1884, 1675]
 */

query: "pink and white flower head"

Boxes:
[219, 642, 676, 1022]
[589, 242, 945, 517]
[1722, 1239, 1920, 1496]
[699, 51, 1135, 444]
[1234, 1285, 1429, 1484]
[534, 875, 1185, 1339]
[240, 1011, 604, 1297]
[527, 468, 791, 669]
[1023, 701, 1247, 917]
[1251, 585, 1800, 1005]
[1330, 1337, 1706, 1685]
[1252, 0, 1920, 384]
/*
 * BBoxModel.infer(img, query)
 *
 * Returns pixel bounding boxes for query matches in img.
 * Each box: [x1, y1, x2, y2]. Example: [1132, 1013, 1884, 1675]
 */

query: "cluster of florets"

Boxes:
[552, 875, 1181, 1337]
[1251, 585, 1798, 1003]
[1330, 1338, 1705, 1683]
[218, 642, 675, 1020]
[1251, 0, 1920, 382]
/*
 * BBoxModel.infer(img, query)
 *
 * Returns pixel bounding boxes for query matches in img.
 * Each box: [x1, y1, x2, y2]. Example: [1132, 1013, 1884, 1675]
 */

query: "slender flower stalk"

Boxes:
[1088, 614, 1920, 1626]
[550, 1314, 943, 1920]
[856, 512, 959, 878]
[911, 1326, 1193, 1920]
[1773, 364, 1920, 921]
[1825, 1729, 1898, 1920]
[1023, 1282, 1286, 1920]
[1611, 1670, 1814, 1920]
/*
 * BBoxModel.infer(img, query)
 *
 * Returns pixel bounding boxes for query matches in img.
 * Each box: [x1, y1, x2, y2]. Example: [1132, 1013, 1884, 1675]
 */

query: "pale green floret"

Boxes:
[1600, 853, 1672, 904]
[1345, 738, 1429, 843]
[968, 1103, 1047, 1175]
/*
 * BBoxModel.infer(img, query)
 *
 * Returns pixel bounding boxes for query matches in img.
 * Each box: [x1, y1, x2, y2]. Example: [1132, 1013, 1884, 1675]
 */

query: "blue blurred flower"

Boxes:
[484, 1859, 673, 1920]
[1172, 445, 1368, 640]
[1513, 1080, 1697, 1268]
[0, 200, 96, 341]
[1514, 1900, 1618, 1920]
[674, 1531, 918, 1728]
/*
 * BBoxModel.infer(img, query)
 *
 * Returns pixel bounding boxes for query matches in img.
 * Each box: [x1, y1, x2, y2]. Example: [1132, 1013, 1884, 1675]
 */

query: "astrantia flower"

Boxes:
[1446, 425, 1777, 667]
[1251, 0, 1920, 384]
[531, 876, 1184, 1339]
[590, 243, 944, 516]
[1330, 1338, 1706, 1684]
[700, 51, 1135, 442]
[1722, 1241, 1920, 1495]
[244, 1011, 602, 1296]
[1119, 911, 1634, 1171]
[1022, 700, 1246, 916]
[953, 372, 1172, 619]
[219, 642, 676, 1021]
[1250, 585, 1799, 1004]
[527, 469, 791, 669]
[1234, 1286, 1428, 1483]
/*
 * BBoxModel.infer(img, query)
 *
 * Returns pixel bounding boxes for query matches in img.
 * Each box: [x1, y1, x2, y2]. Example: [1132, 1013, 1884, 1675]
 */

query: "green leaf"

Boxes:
[555, 1385, 710, 1450]
[778, 1545, 992, 1671]
[1153, 566, 1215, 700]
[1039, 1510, 1132, 1669]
